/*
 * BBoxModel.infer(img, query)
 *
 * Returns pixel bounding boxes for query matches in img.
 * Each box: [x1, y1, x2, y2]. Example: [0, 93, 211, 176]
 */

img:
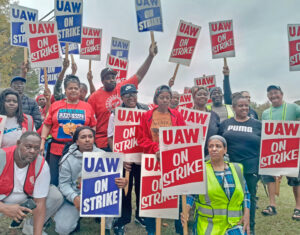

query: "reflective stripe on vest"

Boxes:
[206, 104, 234, 119]
[195, 162, 244, 235]
[24, 114, 33, 131]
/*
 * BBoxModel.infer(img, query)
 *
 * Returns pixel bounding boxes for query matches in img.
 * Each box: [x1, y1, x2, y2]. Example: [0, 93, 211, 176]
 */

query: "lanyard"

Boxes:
[269, 102, 287, 120]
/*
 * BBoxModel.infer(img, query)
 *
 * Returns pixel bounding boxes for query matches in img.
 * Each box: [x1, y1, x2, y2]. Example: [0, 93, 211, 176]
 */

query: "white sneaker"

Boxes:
[22, 219, 48, 235]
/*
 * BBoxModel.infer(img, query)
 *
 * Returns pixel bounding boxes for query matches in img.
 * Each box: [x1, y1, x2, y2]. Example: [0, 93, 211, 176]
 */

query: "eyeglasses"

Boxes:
[122, 93, 137, 98]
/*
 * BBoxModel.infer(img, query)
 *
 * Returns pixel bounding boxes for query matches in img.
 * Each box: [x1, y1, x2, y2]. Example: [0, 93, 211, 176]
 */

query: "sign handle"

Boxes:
[224, 58, 228, 67]
[71, 54, 75, 64]
[65, 43, 69, 59]
[101, 217, 105, 235]
[156, 218, 161, 235]
[172, 63, 180, 83]
[150, 31, 155, 46]
[24, 48, 28, 64]
[43, 67, 48, 90]
[182, 195, 188, 235]
[89, 59, 92, 72]
[124, 170, 130, 196]
[275, 177, 281, 196]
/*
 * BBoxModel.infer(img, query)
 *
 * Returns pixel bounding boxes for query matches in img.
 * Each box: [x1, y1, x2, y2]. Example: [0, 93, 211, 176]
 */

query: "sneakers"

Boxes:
[135, 216, 146, 228]
[22, 218, 48, 235]
[114, 226, 125, 235]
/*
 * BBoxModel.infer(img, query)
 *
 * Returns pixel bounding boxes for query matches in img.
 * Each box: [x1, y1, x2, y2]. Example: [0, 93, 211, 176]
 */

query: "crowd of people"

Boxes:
[0, 41, 299, 235]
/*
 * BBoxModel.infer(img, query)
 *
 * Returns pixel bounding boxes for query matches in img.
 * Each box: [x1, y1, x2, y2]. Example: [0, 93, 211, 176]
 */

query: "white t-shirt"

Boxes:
[3, 161, 50, 204]
[107, 113, 115, 138]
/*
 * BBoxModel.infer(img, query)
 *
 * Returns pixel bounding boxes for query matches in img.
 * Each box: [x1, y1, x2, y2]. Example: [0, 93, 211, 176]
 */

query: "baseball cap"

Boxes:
[121, 84, 138, 96]
[100, 68, 118, 80]
[209, 86, 222, 95]
[10, 76, 26, 84]
[267, 85, 282, 92]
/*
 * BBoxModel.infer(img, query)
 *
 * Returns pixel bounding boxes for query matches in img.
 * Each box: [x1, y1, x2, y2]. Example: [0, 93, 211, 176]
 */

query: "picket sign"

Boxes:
[194, 75, 216, 89]
[60, 42, 79, 54]
[55, 0, 83, 43]
[178, 94, 193, 109]
[80, 152, 123, 218]
[178, 107, 211, 141]
[183, 87, 191, 94]
[288, 24, 300, 71]
[139, 154, 179, 220]
[24, 21, 62, 68]
[110, 37, 130, 60]
[259, 120, 300, 177]
[0, 115, 7, 146]
[40, 67, 62, 85]
[209, 20, 235, 59]
[80, 26, 102, 61]
[106, 54, 129, 83]
[169, 20, 201, 66]
[10, 4, 38, 47]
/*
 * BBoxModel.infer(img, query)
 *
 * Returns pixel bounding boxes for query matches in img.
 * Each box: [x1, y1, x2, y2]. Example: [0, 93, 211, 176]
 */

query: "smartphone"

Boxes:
[9, 198, 37, 228]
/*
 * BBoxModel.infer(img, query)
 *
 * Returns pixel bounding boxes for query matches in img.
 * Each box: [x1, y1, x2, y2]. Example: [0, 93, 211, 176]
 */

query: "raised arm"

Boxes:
[54, 58, 70, 101]
[87, 71, 96, 95]
[223, 65, 232, 105]
[136, 42, 158, 84]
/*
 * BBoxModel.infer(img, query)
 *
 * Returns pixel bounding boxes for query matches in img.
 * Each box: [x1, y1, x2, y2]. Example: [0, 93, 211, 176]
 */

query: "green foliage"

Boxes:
[24, 69, 43, 98]
[251, 101, 271, 120]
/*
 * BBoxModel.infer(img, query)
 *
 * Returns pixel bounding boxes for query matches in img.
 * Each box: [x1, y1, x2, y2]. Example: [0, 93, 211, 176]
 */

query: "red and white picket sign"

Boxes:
[159, 126, 206, 196]
[178, 94, 193, 109]
[80, 26, 102, 61]
[113, 108, 146, 163]
[183, 87, 192, 94]
[194, 75, 216, 89]
[139, 154, 179, 219]
[169, 20, 201, 66]
[209, 20, 235, 59]
[106, 54, 128, 83]
[259, 121, 300, 177]
[288, 24, 300, 71]
[0, 115, 7, 146]
[25, 21, 61, 68]
[178, 107, 211, 140]
[148, 104, 157, 110]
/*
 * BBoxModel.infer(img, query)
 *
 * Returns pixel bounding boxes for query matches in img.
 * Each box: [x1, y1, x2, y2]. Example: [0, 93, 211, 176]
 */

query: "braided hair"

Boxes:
[0, 88, 24, 126]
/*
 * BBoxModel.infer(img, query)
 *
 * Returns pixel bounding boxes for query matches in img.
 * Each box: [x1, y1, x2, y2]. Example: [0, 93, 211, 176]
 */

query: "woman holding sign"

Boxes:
[191, 85, 220, 155]
[182, 135, 251, 235]
[219, 93, 261, 234]
[40, 75, 97, 186]
[138, 85, 185, 235]
[0, 88, 35, 148]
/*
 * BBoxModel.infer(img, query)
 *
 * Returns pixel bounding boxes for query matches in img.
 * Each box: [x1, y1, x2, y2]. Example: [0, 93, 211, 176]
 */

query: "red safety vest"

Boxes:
[0, 146, 45, 200]
[22, 114, 34, 132]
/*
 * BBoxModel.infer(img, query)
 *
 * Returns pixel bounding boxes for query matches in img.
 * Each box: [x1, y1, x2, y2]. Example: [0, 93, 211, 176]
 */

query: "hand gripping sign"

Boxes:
[25, 21, 62, 68]
[80, 27, 102, 61]
[169, 20, 201, 66]
[0, 115, 7, 146]
[110, 37, 130, 60]
[178, 94, 193, 109]
[178, 107, 211, 141]
[288, 24, 300, 71]
[106, 54, 129, 83]
[140, 154, 179, 219]
[80, 152, 123, 217]
[259, 121, 300, 177]
[209, 20, 235, 59]
[159, 126, 206, 196]
[55, 0, 83, 43]
[10, 4, 38, 47]
[135, 0, 163, 32]
[113, 107, 146, 163]
[40, 67, 62, 85]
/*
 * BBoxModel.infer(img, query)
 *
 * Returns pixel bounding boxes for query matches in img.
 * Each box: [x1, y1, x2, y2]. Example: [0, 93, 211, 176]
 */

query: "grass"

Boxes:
[1, 180, 299, 234]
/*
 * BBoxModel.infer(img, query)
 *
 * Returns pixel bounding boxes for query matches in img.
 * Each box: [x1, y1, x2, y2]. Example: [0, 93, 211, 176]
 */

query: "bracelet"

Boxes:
[41, 137, 46, 141]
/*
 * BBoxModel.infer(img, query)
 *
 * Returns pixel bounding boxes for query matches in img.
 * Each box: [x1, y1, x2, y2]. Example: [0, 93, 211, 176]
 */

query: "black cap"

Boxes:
[101, 68, 118, 80]
[10, 76, 26, 84]
[120, 84, 138, 96]
[209, 86, 222, 95]
[267, 85, 282, 92]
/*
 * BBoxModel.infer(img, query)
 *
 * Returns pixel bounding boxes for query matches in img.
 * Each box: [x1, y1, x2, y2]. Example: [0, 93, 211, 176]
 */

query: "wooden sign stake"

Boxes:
[65, 43, 69, 59]
[156, 218, 161, 235]
[124, 170, 130, 196]
[182, 195, 188, 235]
[101, 217, 105, 235]
[43, 67, 48, 90]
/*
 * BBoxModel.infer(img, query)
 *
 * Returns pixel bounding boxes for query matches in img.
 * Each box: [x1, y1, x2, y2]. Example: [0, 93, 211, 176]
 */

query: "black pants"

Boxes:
[114, 164, 141, 228]
[244, 173, 259, 231]
[49, 153, 61, 186]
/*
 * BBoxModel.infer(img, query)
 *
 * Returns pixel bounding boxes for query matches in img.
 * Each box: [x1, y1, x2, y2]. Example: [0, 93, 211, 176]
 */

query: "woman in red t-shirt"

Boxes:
[40, 75, 96, 186]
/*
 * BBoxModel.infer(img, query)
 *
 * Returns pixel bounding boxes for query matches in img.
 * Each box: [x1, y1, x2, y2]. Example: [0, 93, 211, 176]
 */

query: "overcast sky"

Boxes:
[19, 0, 300, 104]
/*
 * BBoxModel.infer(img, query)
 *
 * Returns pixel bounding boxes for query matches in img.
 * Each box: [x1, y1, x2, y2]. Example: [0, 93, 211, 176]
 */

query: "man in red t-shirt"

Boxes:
[88, 43, 158, 150]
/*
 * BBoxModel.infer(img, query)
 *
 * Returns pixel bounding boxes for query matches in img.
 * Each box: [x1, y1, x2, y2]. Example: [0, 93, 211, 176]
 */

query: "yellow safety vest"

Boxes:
[206, 104, 235, 119]
[194, 161, 244, 235]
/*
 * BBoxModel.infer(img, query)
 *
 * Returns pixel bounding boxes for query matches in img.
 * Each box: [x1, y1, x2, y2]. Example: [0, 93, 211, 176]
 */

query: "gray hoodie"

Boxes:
[58, 143, 104, 203]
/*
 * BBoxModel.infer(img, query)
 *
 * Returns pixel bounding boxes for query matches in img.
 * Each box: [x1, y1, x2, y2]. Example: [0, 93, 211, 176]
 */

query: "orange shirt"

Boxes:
[88, 75, 138, 148]
[150, 110, 172, 143]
